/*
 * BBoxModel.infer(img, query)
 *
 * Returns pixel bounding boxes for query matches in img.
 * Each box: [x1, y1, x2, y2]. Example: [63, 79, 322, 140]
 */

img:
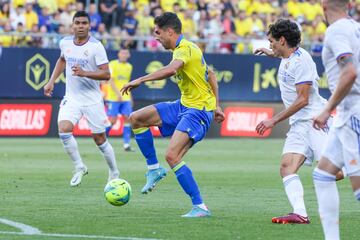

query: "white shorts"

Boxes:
[283, 120, 328, 165]
[58, 98, 110, 134]
[322, 116, 360, 176]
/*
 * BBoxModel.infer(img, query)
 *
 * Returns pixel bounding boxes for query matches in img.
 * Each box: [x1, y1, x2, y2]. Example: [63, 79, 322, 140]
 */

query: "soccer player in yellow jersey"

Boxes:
[121, 12, 225, 217]
[105, 48, 135, 152]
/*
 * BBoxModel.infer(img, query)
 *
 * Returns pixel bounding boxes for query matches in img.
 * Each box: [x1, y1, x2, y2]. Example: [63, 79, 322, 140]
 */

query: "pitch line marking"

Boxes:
[0, 218, 41, 234]
[0, 218, 159, 240]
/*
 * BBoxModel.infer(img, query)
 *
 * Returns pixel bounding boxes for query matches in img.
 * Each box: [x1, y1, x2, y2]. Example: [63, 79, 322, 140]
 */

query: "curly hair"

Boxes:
[154, 12, 182, 34]
[267, 19, 301, 48]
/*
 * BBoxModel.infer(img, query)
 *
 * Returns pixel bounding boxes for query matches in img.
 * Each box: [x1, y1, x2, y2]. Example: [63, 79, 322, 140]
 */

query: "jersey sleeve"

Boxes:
[294, 58, 314, 85]
[172, 46, 190, 65]
[95, 42, 109, 66]
[327, 28, 353, 60]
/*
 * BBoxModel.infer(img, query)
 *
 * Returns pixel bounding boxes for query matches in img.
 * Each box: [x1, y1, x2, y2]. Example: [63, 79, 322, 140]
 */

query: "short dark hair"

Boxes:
[267, 19, 301, 48]
[73, 11, 90, 22]
[328, 0, 349, 10]
[154, 12, 182, 34]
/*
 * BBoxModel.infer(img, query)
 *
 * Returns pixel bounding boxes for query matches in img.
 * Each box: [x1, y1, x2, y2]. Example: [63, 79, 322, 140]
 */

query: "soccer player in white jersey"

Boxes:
[312, 0, 360, 239]
[43, 11, 120, 187]
[254, 19, 329, 224]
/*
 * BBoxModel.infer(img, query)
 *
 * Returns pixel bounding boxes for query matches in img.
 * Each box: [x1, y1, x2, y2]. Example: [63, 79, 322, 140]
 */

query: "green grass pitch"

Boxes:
[0, 138, 359, 240]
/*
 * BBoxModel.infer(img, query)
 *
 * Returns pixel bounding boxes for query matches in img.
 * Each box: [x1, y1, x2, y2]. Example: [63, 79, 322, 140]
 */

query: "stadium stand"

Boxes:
[0, 0, 359, 54]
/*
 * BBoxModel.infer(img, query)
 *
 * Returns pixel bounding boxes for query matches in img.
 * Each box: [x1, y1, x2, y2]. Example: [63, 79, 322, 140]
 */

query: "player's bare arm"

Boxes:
[121, 59, 183, 95]
[109, 77, 123, 101]
[44, 57, 66, 97]
[256, 83, 311, 135]
[313, 54, 357, 130]
[71, 63, 110, 80]
[254, 48, 275, 57]
[208, 68, 225, 123]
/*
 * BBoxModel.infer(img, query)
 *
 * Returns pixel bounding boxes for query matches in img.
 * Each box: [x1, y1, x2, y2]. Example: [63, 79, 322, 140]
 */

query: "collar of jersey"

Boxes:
[73, 36, 90, 46]
[175, 34, 183, 48]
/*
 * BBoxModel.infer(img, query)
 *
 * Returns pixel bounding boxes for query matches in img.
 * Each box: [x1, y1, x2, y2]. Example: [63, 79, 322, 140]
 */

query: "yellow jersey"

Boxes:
[107, 60, 133, 102]
[172, 36, 216, 111]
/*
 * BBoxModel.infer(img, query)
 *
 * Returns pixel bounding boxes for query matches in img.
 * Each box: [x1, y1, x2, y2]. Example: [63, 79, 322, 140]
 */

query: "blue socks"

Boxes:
[173, 162, 203, 205]
[123, 124, 131, 145]
[133, 128, 158, 166]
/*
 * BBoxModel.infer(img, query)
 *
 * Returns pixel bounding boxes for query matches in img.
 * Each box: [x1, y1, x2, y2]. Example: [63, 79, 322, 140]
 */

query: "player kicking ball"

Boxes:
[121, 12, 225, 217]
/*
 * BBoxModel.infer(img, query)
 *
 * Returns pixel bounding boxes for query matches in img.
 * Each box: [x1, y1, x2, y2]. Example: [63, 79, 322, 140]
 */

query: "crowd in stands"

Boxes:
[0, 0, 360, 54]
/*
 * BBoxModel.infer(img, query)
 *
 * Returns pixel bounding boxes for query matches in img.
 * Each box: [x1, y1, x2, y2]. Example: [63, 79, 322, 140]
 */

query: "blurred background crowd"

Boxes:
[1, 0, 360, 55]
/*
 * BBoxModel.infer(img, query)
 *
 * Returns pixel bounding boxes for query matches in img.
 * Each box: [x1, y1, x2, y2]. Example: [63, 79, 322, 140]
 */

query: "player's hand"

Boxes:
[255, 118, 276, 135]
[254, 48, 274, 57]
[313, 109, 331, 130]
[71, 64, 86, 77]
[44, 82, 54, 97]
[120, 79, 141, 95]
[214, 106, 225, 123]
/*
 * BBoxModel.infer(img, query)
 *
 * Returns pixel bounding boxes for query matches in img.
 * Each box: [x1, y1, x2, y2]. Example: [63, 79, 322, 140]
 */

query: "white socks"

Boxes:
[283, 174, 307, 217]
[98, 140, 119, 176]
[313, 167, 339, 240]
[59, 133, 85, 170]
[148, 163, 160, 170]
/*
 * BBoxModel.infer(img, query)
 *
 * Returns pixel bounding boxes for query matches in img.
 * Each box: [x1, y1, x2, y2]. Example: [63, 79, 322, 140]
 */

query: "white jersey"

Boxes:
[60, 36, 108, 106]
[322, 18, 360, 127]
[278, 47, 327, 125]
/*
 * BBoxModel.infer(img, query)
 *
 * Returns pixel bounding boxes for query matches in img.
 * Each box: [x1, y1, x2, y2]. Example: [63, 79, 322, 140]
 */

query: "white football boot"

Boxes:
[70, 166, 88, 187]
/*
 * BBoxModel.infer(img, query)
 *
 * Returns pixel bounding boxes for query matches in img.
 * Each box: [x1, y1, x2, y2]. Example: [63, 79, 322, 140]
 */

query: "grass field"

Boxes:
[0, 138, 359, 240]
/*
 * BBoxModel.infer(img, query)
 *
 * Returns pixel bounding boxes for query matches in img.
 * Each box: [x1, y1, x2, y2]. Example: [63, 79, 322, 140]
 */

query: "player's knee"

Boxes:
[93, 133, 106, 146]
[58, 120, 74, 133]
[129, 112, 139, 128]
[280, 161, 294, 176]
[165, 151, 178, 166]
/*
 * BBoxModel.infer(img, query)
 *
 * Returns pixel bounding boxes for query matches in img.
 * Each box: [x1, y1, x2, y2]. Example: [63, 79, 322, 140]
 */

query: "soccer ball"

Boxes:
[104, 178, 131, 206]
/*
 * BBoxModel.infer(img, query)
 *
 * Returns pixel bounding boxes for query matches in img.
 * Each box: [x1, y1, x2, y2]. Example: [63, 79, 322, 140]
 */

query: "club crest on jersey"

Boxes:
[84, 50, 89, 57]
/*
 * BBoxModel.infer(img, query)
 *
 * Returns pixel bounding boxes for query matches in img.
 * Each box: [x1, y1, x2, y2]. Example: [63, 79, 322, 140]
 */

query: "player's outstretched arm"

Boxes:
[121, 60, 183, 95]
[314, 54, 357, 130]
[256, 83, 311, 135]
[44, 57, 66, 97]
[71, 63, 110, 80]
[254, 48, 275, 57]
[208, 67, 225, 123]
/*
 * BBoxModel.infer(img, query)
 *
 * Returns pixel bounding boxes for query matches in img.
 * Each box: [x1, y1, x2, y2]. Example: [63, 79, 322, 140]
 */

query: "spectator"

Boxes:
[37, 0, 58, 15]
[99, 0, 117, 31]
[59, 3, 74, 33]
[89, 3, 102, 32]
[28, 24, 42, 47]
[122, 9, 138, 49]
[24, 2, 39, 31]
[0, 21, 13, 47]
[116, 0, 130, 28]
[0, 2, 10, 27]
[182, 9, 196, 39]
[10, 5, 25, 30]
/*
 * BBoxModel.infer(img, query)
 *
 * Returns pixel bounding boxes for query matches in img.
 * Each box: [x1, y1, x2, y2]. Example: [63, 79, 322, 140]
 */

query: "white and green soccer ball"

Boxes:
[104, 178, 131, 206]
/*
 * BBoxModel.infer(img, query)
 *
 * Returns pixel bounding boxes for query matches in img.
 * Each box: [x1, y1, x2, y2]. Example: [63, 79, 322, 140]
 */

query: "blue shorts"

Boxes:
[154, 100, 213, 145]
[107, 101, 132, 117]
